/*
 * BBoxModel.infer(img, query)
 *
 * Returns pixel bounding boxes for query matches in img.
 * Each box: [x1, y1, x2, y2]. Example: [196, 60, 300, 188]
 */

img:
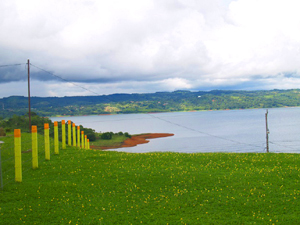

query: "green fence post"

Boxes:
[0, 141, 4, 188]
[14, 129, 22, 182]
[68, 120, 71, 146]
[62, 120, 66, 149]
[54, 122, 59, 155]
[77, 126, 80, 148]
[72, 123, 76, 147]
[44, 123, 50, 160]
[32, 126, 38, 169]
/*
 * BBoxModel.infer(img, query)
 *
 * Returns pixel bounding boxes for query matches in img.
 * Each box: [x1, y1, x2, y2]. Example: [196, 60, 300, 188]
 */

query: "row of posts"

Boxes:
[14, 120, 90, 182]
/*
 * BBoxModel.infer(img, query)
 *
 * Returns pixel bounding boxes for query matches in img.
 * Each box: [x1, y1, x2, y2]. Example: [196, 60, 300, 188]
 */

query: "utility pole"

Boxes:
[27, 59, 31, 132]
[265, 109, 269, 153]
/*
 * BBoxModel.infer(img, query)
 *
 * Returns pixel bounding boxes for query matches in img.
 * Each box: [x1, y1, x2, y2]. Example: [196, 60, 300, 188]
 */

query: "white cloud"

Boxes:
[1, 0, 300, 97]
[160, 77, 192, 90]
[207, 0, 300, 78]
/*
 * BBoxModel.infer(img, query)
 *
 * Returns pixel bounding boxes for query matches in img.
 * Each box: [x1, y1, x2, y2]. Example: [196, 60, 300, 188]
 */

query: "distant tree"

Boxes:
[124, 132, 131, 138]
[101, 132, 112, 140]
[0, 127, 6, 136]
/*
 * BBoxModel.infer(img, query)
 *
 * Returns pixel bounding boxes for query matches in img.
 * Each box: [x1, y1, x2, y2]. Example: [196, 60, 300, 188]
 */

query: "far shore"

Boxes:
[90, 133, 174, 150]
[50, 106, 295, 118]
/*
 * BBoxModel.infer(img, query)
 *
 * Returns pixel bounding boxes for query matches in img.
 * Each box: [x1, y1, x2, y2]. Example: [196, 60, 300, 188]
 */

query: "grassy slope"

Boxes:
[0, 134, 300, 224]
[91, 134, 128, 148]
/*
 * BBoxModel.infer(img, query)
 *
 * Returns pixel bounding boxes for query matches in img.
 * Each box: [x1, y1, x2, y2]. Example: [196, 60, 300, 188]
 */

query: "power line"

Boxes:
[4, 61, 296, 153]
[269, 141, 300, 151]
[0, 63, 24, 68]
[75, 111, 267, 151]
[29, 63, 125, 105]
[30, 63, 101, 96]
[62, 109, 267, 151]
[56, 111, 266, 151]
[148, 113, 265, 150]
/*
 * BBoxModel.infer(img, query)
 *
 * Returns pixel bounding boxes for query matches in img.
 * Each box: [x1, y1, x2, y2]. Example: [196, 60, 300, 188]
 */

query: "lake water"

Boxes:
[51, 107, 300, 153]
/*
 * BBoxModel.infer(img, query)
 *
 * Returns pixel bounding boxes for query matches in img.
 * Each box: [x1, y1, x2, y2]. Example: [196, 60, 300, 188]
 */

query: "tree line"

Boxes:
[0, 112, 130, 142]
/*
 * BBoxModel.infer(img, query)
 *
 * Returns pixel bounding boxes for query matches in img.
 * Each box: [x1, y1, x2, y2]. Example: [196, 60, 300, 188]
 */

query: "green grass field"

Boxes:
[0, 133, 300, 224]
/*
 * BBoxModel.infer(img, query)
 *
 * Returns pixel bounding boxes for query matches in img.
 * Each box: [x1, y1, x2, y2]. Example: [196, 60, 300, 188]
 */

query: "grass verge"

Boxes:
[0, 133, 300, 224]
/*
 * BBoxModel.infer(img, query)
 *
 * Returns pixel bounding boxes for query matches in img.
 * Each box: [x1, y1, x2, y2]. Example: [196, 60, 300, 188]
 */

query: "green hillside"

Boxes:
[1, 89, 300, 118]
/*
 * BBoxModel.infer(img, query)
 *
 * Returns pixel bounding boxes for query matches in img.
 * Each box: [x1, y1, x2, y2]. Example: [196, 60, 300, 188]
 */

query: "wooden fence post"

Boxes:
[44, 123, 50, 160]
[32, 125, 38, 169]
[14, 129, 22, 182]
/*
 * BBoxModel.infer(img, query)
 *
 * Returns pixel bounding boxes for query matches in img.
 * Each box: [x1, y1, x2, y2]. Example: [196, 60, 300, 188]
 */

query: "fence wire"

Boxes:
[1, 117, 300, 190]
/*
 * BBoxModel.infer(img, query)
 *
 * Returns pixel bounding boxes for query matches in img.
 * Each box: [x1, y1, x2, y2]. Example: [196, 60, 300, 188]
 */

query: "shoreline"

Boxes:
[91, 133, 174, 150]
[49, 106, 298, 118]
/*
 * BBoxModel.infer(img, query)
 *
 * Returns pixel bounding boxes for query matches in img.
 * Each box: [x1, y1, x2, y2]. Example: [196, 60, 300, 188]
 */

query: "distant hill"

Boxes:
[1, 89, 300, 118]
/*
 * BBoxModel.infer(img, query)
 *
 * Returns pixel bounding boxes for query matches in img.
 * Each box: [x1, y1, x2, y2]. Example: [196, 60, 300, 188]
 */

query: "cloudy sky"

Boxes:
[1, 0, 300, 97]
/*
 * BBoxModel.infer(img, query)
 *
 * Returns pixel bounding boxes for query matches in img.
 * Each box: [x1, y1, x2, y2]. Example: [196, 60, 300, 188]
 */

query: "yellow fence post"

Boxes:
[62, 120, 66, 149]
[68, 120, 71, 146]
[44, 123, 50, 160]
[85, 135, 88, 150]
[87, 139, 90, 150]
[32, 125, 38, 169]
[72, 123, 76, 147]
[14, 129, 22, 182]
[77, 126, 80, 148]
[54, 121, 59, 155]
[81, 131, 84, 149]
